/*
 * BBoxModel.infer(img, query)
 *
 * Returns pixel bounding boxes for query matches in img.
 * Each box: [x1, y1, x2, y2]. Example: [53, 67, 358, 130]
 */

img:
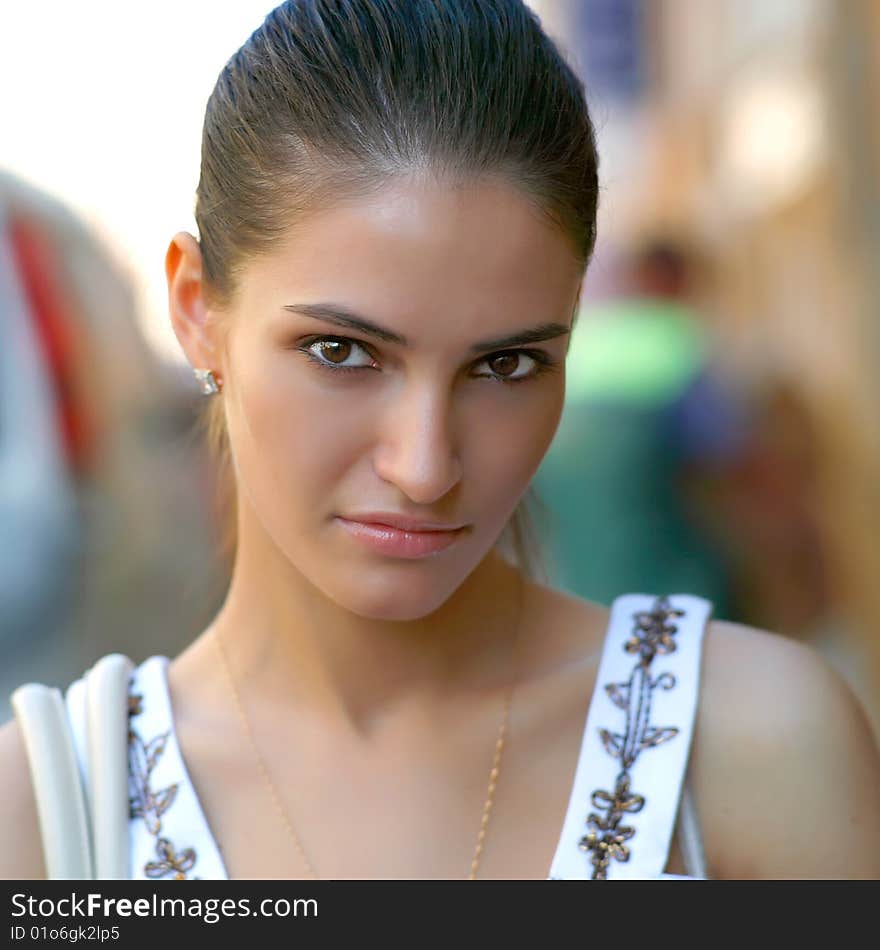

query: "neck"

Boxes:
[207, 510, 528, 736]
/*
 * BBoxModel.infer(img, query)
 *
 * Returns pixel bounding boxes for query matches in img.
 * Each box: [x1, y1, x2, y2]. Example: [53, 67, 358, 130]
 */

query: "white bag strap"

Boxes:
[12, 653, 135, 880]
[84, 654, 135, 878]
[10, 683, 93, 879]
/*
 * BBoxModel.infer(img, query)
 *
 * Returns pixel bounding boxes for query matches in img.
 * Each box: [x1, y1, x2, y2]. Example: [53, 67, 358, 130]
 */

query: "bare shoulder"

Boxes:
[0, 717, 48, 880]
[691, 617, 880, 879]
[522, 579, 611, 678]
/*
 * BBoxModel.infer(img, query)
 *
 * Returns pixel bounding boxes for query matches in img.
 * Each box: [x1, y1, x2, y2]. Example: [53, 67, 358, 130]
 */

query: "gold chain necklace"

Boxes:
[213, 573, 526, 880]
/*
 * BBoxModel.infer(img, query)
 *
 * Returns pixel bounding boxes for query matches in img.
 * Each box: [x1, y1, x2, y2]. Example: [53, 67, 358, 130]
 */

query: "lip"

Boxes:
[342, 512, 468, 532]
[335, 516, 467, 559]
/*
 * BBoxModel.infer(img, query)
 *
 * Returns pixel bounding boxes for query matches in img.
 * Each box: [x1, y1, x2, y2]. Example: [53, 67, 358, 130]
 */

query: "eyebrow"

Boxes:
[281, 302, 571, 354]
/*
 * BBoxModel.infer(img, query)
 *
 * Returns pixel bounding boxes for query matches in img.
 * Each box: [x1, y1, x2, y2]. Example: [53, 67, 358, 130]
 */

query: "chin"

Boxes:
[317, 562, 474, 622]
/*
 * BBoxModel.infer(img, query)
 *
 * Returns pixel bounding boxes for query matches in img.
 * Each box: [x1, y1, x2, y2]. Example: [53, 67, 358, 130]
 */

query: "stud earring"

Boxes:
[193, 368, 223, 395]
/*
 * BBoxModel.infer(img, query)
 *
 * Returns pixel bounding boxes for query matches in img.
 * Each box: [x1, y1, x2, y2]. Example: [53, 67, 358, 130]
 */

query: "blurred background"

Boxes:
[1, 0, 879, 741]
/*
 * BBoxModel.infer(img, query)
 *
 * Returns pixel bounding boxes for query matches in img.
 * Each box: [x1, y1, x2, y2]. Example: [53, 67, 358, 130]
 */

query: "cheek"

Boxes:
[227, 351, 381, 519]
[467, 384, 565, 504]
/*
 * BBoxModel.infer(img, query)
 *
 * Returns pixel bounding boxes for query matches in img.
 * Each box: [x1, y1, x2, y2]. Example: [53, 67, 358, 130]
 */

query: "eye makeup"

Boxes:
[290, 334, 559, 385]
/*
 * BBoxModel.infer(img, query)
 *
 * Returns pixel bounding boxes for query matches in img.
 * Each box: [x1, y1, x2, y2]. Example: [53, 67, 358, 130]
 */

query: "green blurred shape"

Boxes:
[566, 298, 706, 405]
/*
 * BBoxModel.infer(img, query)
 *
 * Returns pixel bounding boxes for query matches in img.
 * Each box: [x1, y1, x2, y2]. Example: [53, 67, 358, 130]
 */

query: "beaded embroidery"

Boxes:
[128, 689, 199, 880]
[578, 595, 686, 879]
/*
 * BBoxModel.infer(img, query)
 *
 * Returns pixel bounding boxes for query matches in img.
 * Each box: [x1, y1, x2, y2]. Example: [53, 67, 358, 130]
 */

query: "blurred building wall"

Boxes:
[546, 0, 880, 737]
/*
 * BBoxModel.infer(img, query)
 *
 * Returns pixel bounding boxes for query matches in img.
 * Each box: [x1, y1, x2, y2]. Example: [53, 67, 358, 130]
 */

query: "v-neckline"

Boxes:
[128, 594, 707, 880]
[132, 644, 600, 881]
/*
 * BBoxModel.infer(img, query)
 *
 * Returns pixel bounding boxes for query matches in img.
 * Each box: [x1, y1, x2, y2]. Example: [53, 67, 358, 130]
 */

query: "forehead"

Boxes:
[235, 176, 584, 342]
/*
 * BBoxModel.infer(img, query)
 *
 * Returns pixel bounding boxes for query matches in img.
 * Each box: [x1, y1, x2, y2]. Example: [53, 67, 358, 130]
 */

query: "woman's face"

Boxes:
[217, 175, 584, 620]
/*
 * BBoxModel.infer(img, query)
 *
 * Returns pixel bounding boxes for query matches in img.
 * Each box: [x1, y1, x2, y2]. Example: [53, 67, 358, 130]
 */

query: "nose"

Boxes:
[372, 383, 463, 505]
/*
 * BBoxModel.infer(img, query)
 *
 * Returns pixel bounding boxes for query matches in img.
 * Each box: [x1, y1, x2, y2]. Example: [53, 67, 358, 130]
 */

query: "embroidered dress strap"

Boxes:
[126, 656, 227, 880]
[677, 771, 708, 878]
[548, 593, 712, 880]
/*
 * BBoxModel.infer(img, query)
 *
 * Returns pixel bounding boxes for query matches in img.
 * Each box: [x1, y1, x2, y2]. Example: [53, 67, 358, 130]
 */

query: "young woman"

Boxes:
[3, 0, 879, 881]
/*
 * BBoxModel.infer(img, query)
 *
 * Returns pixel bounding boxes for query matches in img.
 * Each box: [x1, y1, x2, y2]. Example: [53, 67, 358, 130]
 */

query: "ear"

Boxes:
[166, 231, 224, 380]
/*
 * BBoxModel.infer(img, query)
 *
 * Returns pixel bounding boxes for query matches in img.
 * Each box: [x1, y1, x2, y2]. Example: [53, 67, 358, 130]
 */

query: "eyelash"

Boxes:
[292, 335, 557, 385]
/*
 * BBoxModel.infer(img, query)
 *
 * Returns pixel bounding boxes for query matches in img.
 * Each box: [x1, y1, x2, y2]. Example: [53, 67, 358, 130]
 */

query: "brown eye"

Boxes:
[473, 349, 554, 384]
[315, 339, 352, 364]
[296, 335, 377, 375]
[487, 353, 520, 378]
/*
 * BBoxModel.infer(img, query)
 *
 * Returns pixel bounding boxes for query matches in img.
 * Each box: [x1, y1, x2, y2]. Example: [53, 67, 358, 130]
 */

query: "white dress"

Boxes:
[66, 592, 713, 880]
